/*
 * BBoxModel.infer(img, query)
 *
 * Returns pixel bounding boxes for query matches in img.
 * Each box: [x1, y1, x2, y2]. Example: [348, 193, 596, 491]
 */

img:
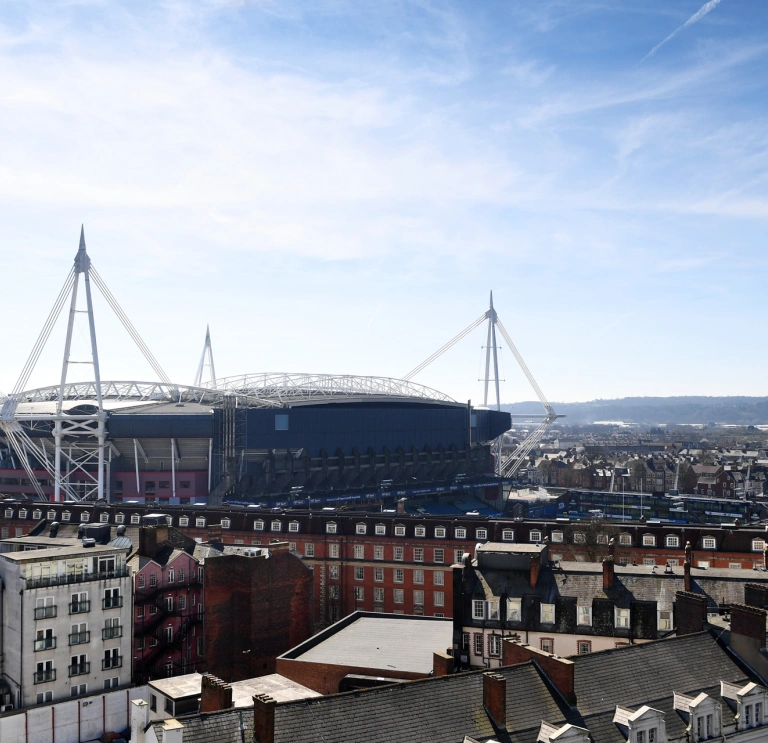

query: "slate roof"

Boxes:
[273, 661, 569, 743]
[149, 708, 253, 743]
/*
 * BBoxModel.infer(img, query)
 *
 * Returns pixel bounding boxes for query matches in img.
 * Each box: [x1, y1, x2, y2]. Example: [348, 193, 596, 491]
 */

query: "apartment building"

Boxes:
[0, 523, 132, 709]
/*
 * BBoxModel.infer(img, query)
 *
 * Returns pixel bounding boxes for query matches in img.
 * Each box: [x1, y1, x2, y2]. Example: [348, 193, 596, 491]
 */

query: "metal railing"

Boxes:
[34, 636, 56, 652]
[102, 656, 122, 670]
[25, 566, 130, 590]
[68, 663, 90, 677]
[34, 605, 57, 620]
[69, 600, 91, 614]
[34, 669, 56, 684]
[102, 596, 123, 610]
[68, 631, 90, 645]
[102, 626, 122, 640]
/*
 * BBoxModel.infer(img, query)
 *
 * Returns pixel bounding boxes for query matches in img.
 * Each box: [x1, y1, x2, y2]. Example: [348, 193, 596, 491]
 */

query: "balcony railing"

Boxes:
[102, 626, 123, 640]
[69, 631, 90, 646]
[69, 601, 91, 615]
[68, 663, 90, 677]
[102, 596, 123, 610]
[34, 636, 56, 652]
[34, 605, 57, 620]
[25, 566, 130, 590]
[34, 669, 56, 684]
[102, 656, 123, 670]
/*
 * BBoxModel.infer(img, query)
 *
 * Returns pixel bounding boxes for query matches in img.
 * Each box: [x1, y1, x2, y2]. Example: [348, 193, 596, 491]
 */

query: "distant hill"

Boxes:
[502, 397, 768, 426]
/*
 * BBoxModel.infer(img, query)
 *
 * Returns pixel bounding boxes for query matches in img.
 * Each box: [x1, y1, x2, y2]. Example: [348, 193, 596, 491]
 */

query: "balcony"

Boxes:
[102, 626, 123, 640]
[69, 631, 90, 646]
[34, 605, 57, 620]
[69, 601, 91, 615]
[68, 663, 90, 677]
[102, 596, 123, 610]
[102, 656, 123, 671]
[25, 566, 130, 590]
[34, 669, 56, 684]
[34, 636, 56, 652]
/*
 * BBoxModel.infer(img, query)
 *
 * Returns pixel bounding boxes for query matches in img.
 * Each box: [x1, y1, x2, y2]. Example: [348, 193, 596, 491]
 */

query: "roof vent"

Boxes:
[49, 522, 60, 538]
[82, 538, 96, 548]
[116, 525, 126, 536]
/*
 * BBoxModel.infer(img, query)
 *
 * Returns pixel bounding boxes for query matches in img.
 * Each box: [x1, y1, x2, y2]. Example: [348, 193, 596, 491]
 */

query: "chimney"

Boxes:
[207, 524, 223, 545]
[483, 673, 507, 729]
[602, 556, 614, 591]
[745, 583, 768, 610]
[139, 526, 158, 559]
[764, 544, 768, 571]
[730, 603, 767, 648]
[684, 540, 693, 565]
[160, 719, 184, 743]
[253, 694, 276, 743]
[200, 673, 233, 712]
[608, 537, 616, 560]
[502, 640, 576, 705]
[130, 699, 149, 743]
[433, 651, 454, 677]
[684, 560, 691, 592]
[675, 591, 707, 635]
[397, 498, 407, 514]
[530, 553, 541, 589]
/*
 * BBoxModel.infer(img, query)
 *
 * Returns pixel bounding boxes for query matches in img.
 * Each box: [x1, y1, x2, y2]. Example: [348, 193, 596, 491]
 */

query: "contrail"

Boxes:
[642, 0, 724, 62]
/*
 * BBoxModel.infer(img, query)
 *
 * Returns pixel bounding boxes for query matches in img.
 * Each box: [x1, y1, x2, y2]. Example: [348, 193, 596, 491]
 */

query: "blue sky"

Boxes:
[1, 0, 767, 405]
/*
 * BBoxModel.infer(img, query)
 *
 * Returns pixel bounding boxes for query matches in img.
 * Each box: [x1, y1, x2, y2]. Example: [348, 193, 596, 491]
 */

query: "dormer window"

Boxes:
[613, 705, 667, 743]
[100, 513, 109, 523]
[375, 524, 386, 535]
[666, 535, 679, 548]
[674, 692, 721, 741]
[47, 510, 56, 520]
[643, 534, 656, 547]
[394, 524, 406, 537]
[254, 520, 265, 531]
[538, 722, 590, 743]
[356, 523, 366, 535]
[476, 528, 488, 540]
[270, 520, 281, 532]
[434, 527, 446, 538]
[288, 521, 300, 533]
[80, 512, 90, 522]
[615, 607, 630, 628]
[221, 519, 231, 530]
[326, 522, 337, 534]
[551, 531, 564, 543]
[530, 530, 542, 543]
[414, 526, 426, 537]
[33, 510, 42, 520]
[455, 527, 467, 539]
[19, 509, 27, 519]
[721, 680, 768, 731]
[62, 511, 71, 522]
[502, 529, 514, 541]
[702, 536, 717, 550]
[115, 513, 125, 524]
[619, 533, 632, 546]
[752, 539, 765, 552]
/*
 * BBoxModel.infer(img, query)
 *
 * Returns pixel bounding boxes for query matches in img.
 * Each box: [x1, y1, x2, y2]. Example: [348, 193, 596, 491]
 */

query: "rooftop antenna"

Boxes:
[194, 325, 217, 389]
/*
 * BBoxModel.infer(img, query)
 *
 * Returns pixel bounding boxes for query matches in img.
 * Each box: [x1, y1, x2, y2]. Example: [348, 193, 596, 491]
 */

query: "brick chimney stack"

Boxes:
[200, 673, 233, 713]
[433, 651, 454, 677]
[483, 673, 507, 729]
[730, 603, 767, 647]
[253, 694, 277, 743]
[745, 583, 768, 610]
[608, 537, 616, 560]
[502, 640, 576, 705]
[602, 556, 614, 591]
[675, 591, 707, 635]
[684, 559, 691, 592]
[685, 541, 693, 564]
[764, 544, 768, 571]
[530, 553, 541, 589]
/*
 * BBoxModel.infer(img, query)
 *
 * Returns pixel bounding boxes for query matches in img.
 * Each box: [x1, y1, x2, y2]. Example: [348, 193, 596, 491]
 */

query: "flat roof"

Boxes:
[0, 537, 128, 562]
[476, 542, 547, 555]
[149, 673, 204, 700]
[284, 614, 453, 675]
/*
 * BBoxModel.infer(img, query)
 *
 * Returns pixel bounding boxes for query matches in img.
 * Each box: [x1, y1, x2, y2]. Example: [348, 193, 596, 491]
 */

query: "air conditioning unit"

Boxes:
[1, 704, 14, 712]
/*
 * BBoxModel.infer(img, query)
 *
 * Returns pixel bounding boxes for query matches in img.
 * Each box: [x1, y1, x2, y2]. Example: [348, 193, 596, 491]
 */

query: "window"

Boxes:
[573, 532, 585, 544]
[178, 568, 184, 582]
[578, 606, 592, 626]
[198, 566, 204, 583]
[37, 691, 53, 704]
[434, 591, 444, 607]
[329, 565, 340, 580]
[435, 527, 446, 538]
[619, 533, 632, 546]
[489, 635, 502, 656]
[354, 586, 364, 602]
[394, 546, 404, 561]
[356, 523, 366, 535]
[99, 513, 109, 523]
[413, 590, 424, 605]
[551, 531, 564, 543]
[80, 512, 90, 522]
[329, 544, 340, 558]
[195, 517, 206, 528]
[179, 516, 189, 527]
[615, 608, 630, 628]
[137, 606, 145, 619]
[254, 520, 265, 531]
[178, 595, 187, 610]
[540, 603, 555, 623]
[666, 535, 680, 548]
[502, 529, 514, 541]
[394, 589, 404, 604]
[221, 519, 231, 530]
[374, 587, 384, 603]
[33, 509, 42, 520]
[104, 588, 121, 609]
[275, 413, 289, 430]
[413, 547, 424, 562]
[137, 573, 145, 589]
[530, 530, 542, 542]
[643, 534, 656, 546]
[47, 509, 56, 520]
[487, 600, 500, 620]
[35, 596, 56, 619]
[414, 526, 426, 537]
[168, 569, 175, 584]
[62, 511, 71, 522]
[507, 598, 521, 622]
[131, 514, 141, 524]
[374, 545, 384, 560]
[394, 525, 406, 537]
[597, 534, 608, 544]
[454, 550, 465, 564]
[354, 544, 365, 559]
[165, 596, 174, 612]
[354, 566, 365, 581]
[462, 633, 470, 651]
[305, 543, 315, 557]
[149, 605, 158, 616]
[643, 558, 656, 566]
[394, 568, 404, 583]
[729, 562, 742, 570]
[658, 610, 672, 630]
[540, 638, 554, 653]
[374, 567, 384, 582]
[375, 524, 386, 535]
[413, 569, 424, 585]
[270, 520, 281, 532]
[474, 634, 484, 655]
[326, 522, 337, 534]
[433, 571, 444, 586]
[289, 521, 300, 533]
[577, 640, 592, 655]
[702, 536, 716, 550]
[455, 527, 467, 539]
[433, 548, 445, 564]
[476, 528, 488, 540]
[697, 560, 710, 569]
[472, 600, 485, 620]
[753, 539, 766, 552]
[149, 573, 157, 587]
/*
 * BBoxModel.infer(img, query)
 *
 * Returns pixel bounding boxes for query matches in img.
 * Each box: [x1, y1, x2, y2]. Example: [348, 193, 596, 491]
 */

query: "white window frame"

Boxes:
[472, 600, 485, 620]
[355, 523, 366, 535]
[476, 528, 488, 540]
[551, 531, 564, 543]
[752, 539, 766, 552]
[530, 530, 542, 543]
[326, 522, 337, 534]
[615, 607, 630, 628]
[578, 605, 592, 626]
[414, 526, 426, 537]
[394, 524, 406, 537]
[702, 536, 717, 550]
[221, 519, 231, 530]
[540, 603, 555, 624]
[288, 521, 300, 533]
[666, 535, 680, 548]
[502, 529, 515, 542]
[642, 534, 656, 547]
[434, 527, 446, 538]
[507, 598, 521, 622]
[375, 524, 386, 535]
[270, 520, 281, 532]
[455, 527, 467, 539]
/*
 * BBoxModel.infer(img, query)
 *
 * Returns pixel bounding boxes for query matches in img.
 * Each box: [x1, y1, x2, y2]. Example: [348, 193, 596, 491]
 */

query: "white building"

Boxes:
[0, 525, 133, 709]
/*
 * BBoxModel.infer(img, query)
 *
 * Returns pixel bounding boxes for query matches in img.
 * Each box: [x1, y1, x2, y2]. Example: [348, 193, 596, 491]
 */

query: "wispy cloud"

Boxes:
[642, 0, 724, 62]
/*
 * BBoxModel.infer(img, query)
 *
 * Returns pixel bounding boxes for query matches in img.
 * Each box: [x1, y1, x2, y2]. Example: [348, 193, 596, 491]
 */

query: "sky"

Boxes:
[1, 0, 767, 406]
